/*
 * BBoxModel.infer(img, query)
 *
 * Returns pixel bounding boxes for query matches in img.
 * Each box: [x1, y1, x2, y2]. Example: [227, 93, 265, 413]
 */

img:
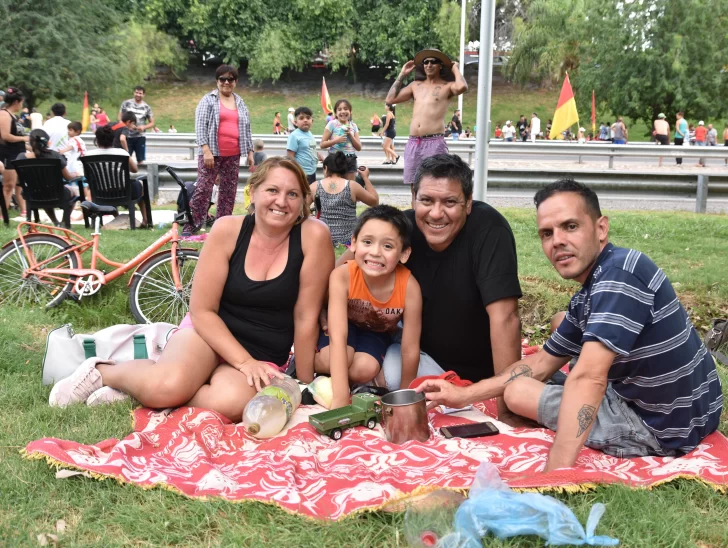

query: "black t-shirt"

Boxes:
[404, 202, 522, 382]
[516, 120, 527, 135]
[17, 149, 67, 168]
[451, 115, 463, 133]
[110, 121, 129, 149]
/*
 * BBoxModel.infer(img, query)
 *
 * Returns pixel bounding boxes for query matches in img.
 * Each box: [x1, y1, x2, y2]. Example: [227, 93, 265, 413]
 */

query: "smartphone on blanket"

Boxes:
[440, 422, 499, 439]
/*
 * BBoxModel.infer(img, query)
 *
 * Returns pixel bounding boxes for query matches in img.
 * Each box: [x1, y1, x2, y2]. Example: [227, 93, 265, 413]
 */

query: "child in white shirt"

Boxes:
[58, 121, 87, 177]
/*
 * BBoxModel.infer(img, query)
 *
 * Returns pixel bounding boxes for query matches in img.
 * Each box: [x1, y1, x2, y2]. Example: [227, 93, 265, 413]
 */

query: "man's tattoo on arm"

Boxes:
[503, 364, 532, 384]
[576, 405, 597, 437]
[389, 79, 403, 98]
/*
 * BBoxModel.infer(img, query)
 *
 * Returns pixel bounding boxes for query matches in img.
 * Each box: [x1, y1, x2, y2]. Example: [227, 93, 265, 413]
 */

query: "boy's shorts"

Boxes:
[403, 134, 449, 185]
[538, 383, 677, 458]
[317, 322, 391, 366]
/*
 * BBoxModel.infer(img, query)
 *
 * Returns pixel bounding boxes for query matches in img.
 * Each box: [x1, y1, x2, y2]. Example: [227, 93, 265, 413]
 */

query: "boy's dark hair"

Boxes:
[94, 124, 115, 148]
[353, 205, 412, 249]
[294, 106, 313, 118]
[413, 154, 473, 200]
[51, 103, 66, 116]
[134, 85, 146, 93]
[121, 111, 136, 124]
[533, 179, 602, 219]
[4, 87, 24, 105]
[322, 151, 349, 176]
[215, 65, 238, 80]
[67, 121, 82, 133]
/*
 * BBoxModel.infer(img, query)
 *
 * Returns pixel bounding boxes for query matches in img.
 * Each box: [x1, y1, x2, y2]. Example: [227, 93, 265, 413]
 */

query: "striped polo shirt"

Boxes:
[544, 243, 722, 453]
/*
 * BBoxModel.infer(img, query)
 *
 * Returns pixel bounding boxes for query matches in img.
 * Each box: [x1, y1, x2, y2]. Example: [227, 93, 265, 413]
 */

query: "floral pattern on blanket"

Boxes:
[25, 401, 728, 520]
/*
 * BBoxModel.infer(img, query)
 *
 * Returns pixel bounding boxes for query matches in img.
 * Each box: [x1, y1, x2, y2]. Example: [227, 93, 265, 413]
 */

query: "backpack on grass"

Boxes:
[42, 323, 176, 385]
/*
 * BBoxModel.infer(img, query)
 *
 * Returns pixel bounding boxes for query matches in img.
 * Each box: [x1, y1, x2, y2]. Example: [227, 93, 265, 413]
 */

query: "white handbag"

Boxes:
[41, 323, 176, 385]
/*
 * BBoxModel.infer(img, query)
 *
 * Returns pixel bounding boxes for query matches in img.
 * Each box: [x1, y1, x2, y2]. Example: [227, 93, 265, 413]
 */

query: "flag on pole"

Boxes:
[320, 78, 333, 117]
[81, 91, 90, 132]
[549, 73, 579, 139]
[591, 90, 596, 136]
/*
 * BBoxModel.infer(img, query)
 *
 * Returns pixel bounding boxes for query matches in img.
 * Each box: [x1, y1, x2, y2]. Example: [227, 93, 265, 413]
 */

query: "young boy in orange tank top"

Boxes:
[315, 205, 423, 409]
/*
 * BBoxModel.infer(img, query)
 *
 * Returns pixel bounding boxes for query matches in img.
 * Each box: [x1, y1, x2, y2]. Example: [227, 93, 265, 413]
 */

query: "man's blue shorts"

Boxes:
[317, 322, 392, 365]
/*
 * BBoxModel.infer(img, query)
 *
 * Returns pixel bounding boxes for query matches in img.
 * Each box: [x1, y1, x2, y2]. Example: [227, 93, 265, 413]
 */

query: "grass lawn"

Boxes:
[1, 208, 727, 546]
[38, 78, 652, 141]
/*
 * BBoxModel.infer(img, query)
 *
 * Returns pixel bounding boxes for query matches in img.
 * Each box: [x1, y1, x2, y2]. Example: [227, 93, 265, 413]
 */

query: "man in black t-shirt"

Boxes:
[379, 154, 523, 420]
[109, 112, 137, 151]
[450, 109, 463, 140]
[516, 115, 528, 142]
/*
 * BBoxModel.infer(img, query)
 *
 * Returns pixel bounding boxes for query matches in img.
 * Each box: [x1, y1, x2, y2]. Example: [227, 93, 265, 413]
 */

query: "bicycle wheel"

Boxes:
[0, 234, 79, 309]
[129, 249, 199, 325]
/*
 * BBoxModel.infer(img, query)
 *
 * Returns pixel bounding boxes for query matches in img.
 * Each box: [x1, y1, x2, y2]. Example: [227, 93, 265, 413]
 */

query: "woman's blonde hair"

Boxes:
[247, 157, 311, 223]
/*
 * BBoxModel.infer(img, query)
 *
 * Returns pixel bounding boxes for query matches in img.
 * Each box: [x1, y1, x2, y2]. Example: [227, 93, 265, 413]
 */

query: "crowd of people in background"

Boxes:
[4, 66, 728, 221]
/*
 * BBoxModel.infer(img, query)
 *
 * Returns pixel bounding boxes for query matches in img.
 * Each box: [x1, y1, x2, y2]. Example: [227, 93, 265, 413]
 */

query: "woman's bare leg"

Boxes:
[97, 328, 219, 408]
[186, 364, 258, 422]
[3, 169, 16, 209]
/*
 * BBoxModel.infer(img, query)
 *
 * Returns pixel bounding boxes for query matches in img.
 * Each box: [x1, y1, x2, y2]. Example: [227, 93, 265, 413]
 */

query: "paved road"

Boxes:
[148, 145, 728, 169]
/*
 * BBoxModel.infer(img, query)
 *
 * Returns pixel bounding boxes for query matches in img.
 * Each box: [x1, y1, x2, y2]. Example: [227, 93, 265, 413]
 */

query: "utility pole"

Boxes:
[458, 0, 467, 117]
[473, 0, 496, 201]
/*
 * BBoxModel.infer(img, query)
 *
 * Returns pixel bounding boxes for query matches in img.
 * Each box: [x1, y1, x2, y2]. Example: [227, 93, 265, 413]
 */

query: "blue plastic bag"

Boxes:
[438, 463, 619, 547]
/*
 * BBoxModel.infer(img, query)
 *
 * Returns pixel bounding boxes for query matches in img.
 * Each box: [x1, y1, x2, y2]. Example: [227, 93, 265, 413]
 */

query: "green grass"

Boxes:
[1, 208, 727, 546]
[37, 79, 651, 140]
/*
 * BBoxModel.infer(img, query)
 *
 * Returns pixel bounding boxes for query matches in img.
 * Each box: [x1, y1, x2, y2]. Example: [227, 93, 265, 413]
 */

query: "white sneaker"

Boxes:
[48, 357, 110, 408]
[86, 386, 131, 406]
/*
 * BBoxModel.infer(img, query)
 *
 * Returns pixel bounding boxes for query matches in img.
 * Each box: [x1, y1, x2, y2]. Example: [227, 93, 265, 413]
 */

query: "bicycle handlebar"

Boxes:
[165, 166, 187, 189]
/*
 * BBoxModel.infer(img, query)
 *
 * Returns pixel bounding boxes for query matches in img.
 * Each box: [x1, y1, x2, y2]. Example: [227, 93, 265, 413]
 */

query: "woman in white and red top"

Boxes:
[186, 65, 254, 236]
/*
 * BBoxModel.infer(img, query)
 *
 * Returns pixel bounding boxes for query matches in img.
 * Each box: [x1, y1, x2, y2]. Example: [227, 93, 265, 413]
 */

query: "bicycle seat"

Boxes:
[81, 201, 118, 216]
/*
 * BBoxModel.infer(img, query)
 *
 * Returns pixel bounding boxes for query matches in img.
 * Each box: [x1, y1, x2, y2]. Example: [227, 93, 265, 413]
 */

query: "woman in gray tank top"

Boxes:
[311, 151, 380, 246]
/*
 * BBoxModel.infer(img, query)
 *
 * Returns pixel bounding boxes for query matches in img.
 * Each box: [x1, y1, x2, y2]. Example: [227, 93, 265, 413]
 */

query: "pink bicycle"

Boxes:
[0, 167, 198, 324]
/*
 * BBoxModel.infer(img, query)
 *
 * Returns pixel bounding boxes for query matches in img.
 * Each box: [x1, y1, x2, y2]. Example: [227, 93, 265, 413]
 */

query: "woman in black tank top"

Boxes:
[52, 158, 335, 422]
[0, 87, 30, 213]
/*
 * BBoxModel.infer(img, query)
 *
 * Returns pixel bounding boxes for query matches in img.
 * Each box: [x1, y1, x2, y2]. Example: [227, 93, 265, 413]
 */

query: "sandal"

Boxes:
[705, 319, 728, 365]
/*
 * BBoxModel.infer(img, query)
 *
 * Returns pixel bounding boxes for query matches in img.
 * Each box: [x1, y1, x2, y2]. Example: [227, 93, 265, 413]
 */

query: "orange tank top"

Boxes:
[347, 260, 411, 334]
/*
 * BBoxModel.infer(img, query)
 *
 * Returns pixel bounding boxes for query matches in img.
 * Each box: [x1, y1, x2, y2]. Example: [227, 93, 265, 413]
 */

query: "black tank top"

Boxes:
[218, 215, 304, 365]
[0, 109, 26, 155]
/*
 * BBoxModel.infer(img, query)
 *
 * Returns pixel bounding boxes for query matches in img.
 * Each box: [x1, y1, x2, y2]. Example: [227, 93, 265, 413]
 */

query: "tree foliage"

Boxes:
[504, 0, 728, 128]
[144, 0, 464, 82]
[434, 1, 469, 61]
[575, 0, 728, 128]
[505, 0, 584, 86]
[0, 0, 186, 109]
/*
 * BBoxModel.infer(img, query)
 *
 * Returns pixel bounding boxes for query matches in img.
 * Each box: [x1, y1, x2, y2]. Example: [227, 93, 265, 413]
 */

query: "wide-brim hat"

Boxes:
[414, 48, 455, 82]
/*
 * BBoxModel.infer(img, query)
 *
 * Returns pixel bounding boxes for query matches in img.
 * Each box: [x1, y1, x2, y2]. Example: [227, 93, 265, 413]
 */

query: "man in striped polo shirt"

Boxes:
[417, 180, 722, 471]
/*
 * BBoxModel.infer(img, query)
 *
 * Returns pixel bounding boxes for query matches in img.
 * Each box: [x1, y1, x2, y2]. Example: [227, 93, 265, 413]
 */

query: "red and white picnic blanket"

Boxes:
[24, 398, 728, 520]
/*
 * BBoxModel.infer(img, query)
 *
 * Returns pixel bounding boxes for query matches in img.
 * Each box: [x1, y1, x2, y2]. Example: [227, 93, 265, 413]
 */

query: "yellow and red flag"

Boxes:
[81, 91, 90, 132]
[321, 77, 333, 117]
[591, 90, 596, 135]
[549, 73, 579, 139]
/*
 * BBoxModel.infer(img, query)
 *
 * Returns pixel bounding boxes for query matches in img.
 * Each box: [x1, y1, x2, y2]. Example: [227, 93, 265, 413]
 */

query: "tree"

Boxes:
[434, 1, 468, 61]
[505, 0, 585, 86]
[574, 0, 728, 129]
[0, 0, 186, 110]
[144, 0, 460, 82]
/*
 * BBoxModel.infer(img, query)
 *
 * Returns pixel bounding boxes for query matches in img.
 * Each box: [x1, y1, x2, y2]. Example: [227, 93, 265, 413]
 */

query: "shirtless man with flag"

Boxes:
[385, 49, 468, 188]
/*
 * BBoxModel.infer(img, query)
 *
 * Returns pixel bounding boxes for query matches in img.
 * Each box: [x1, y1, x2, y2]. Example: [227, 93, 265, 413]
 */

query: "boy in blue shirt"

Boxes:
[286, 106, 323, 183]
